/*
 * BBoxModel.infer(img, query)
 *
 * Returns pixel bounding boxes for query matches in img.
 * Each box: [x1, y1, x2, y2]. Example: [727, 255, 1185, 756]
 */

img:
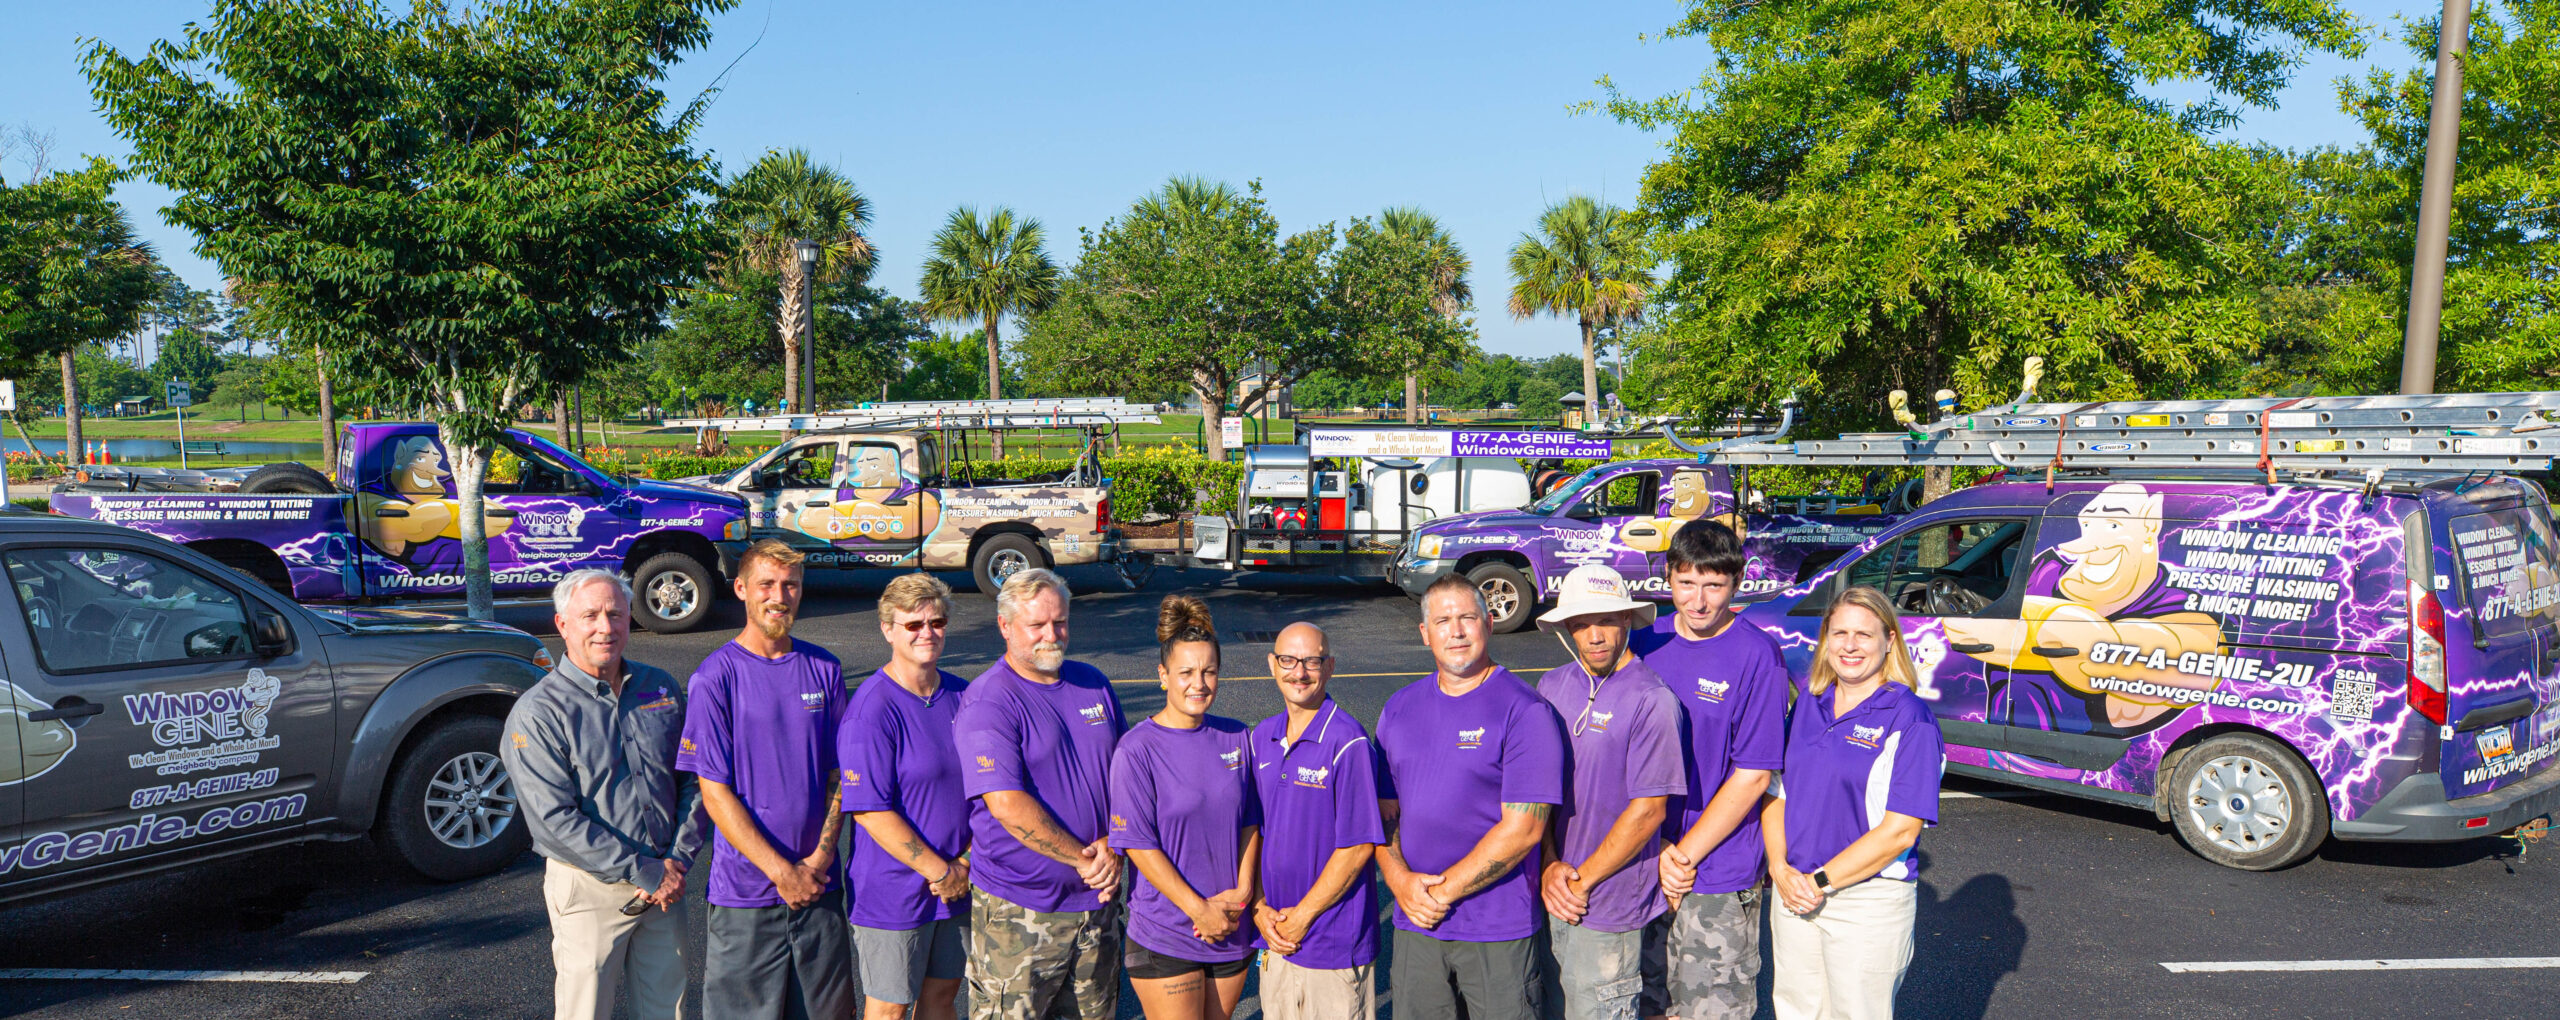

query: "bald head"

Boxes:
[1269, 621, 1334, 711]
[1274, 621, 1329, 658]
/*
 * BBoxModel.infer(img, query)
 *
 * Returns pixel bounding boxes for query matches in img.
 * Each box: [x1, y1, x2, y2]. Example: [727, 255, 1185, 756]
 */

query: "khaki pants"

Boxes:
[542, 857, 690, 1020]
[1768, 878, 1915, 1020]
[1258, 953, 1375, 1020]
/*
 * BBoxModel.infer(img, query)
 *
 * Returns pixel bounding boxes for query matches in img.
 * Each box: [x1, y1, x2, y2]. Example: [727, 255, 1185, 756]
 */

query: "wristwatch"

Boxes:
[1812, 869, 1837, 895]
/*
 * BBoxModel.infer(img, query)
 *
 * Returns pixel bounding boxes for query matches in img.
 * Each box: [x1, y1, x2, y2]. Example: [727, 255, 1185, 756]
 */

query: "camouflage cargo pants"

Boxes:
[1663, 888, 1762, 1020]
[966, 890, 1122, 1020]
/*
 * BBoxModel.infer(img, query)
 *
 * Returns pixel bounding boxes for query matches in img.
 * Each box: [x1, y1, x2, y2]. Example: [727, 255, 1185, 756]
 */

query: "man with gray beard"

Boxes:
[952, 569, 1128, 1020]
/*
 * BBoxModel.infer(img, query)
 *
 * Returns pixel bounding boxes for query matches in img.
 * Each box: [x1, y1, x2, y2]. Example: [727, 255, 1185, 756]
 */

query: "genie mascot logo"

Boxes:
[1946, 483, 2226, 738]
[2, 681, 77, 785]
[355, 434, 513, 572]
[785, 443, 945, 549]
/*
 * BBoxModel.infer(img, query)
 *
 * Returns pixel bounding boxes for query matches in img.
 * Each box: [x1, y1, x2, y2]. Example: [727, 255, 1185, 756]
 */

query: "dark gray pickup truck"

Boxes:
[0, 512, 549, 902]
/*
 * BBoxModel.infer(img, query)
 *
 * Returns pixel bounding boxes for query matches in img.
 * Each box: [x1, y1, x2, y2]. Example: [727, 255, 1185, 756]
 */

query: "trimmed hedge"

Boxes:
[604, 444, 1241, 519]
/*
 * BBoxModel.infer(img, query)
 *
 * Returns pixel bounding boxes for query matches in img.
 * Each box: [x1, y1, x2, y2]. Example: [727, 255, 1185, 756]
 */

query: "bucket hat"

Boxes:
[1535, 563, 1657, 630]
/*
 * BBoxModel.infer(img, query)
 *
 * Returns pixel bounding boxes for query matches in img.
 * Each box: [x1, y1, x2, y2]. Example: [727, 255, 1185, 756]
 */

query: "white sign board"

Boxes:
[1220, 416, 1244, 447]
[0, 380, 14, 412]
[165, 380, 193, 408]
[1306, 428, 1454, 458]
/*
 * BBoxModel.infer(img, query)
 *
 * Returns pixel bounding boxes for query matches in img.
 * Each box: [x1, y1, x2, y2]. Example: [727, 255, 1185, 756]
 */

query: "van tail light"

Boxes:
[2407, 578, 2448, 725]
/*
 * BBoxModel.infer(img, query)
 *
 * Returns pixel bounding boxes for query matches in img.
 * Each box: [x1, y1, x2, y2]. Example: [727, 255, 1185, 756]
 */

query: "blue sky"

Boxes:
[4, 0, 2435, 361]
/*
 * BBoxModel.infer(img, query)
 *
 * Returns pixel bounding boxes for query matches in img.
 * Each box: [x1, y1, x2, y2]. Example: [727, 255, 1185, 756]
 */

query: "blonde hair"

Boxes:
[995, 567, 1071, 622]
[877, 572, 952, 626]
[1805, 586, 1920, 695]
[737, 538, 806, 578]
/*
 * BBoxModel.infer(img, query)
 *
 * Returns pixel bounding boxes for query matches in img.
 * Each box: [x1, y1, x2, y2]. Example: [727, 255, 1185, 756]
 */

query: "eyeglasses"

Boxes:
[1271, 654, 1331, 672]
[896, 618, 950, 633]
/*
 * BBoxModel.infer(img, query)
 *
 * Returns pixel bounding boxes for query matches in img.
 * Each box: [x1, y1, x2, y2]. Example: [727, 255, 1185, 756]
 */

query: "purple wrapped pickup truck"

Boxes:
[51, 423, 749, 633]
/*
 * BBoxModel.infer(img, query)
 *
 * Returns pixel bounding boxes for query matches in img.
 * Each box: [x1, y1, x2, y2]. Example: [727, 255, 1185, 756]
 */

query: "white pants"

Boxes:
[1768, 878, 1915, 1020]
[542, 857, 690, 1020]
[1259, 953, 1375, 1020]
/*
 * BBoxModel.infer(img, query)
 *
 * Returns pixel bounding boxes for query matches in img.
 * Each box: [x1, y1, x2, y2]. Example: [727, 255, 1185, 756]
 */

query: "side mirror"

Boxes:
[252, 607, 296, 658]
[1564, 502, 1601, 521]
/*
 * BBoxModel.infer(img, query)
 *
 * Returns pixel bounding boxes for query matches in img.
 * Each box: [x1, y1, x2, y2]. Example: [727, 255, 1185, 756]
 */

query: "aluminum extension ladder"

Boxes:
[666, 397, 1166, 432]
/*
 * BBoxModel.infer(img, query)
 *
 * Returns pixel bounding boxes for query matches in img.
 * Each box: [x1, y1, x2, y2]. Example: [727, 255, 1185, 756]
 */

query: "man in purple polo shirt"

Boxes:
[1635, 521, 1787, 1020]
[952, 568, 1127, 1020]
[1534, 565, 1687, 1020]
[1249, 622, 1385, 1020]
[1375, 575, 1566, 1020]
[680, 540, 855, 1019]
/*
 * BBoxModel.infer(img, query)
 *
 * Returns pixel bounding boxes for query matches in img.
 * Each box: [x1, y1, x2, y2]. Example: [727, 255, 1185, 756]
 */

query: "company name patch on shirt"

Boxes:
[1848, 723, 1887, 749]
[1588, 710, 1615, 732]
[1079, 703, 1109, 725]
[1694, 677, 1730, 703]
[635, 692, 677, 712]
[975, 755, 997, 772]
[1456, 726, 1487, 750]
[800, 691, 827, 712]
[1221, 748, 1242, 770]
[1111, 813, 1128, 831]
[845, 772, 863, 787]
[1293, 765, 1331, 789]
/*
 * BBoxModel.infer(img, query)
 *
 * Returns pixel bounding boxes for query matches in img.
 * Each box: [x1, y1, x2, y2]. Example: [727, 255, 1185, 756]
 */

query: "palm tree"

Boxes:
[1135, 176, 1240, 225]
[1507, 196, 1653, 428]
[1380, 206, 1471, 423]
[920, 206, 1058, 459]
[716, 150, 874, 418]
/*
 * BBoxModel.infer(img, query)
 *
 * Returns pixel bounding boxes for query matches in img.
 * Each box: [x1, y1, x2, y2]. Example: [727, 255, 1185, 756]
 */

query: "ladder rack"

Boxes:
[1682, 392, 2560, 477]
[666, 397, 1164, 432]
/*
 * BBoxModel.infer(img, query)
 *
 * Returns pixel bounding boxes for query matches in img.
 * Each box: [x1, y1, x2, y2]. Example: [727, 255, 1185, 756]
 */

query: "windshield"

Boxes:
[1529, 465, 1609, 515]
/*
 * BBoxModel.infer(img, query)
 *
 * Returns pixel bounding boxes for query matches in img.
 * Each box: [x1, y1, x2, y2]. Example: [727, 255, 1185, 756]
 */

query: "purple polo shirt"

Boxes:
[838, 668, 971, 930]
[1775, 682, 1944, 881]
[676, 639, 847, 908]
[1249, 700, 1386, 969]
[1109, 716, 1261, 962]
[1535, 657, 1687, 933]
[1634, 616, 1791, 894]
[1373, 667, 1566, 942]
[954, 657, 1126, 913]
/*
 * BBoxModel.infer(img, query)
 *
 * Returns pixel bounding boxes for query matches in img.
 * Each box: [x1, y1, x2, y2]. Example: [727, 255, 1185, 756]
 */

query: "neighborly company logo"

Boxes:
[1587, 710, 1615, 732]
[122, 671, 284, 776]
[1293, 765, 1331, 788]
[1694, 678, 1730, 703]
[1456, 727, 1487, 750]
[800, 691, 827, 712]
[1079, 703, 1109, 725]
[1848, 724, 1887, 749]
[1221, 749, 1242, 770]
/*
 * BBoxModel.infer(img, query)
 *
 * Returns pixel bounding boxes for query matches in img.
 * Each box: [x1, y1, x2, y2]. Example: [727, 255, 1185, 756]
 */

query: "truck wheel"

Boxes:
[379, 715, 526, 882]
[972, 534, 1045, 595]
[238, 462, 334, 495]
[1466, 562, 1534, 634]
[631, 552, 717, 633]
[2167, 733, 2329, 871]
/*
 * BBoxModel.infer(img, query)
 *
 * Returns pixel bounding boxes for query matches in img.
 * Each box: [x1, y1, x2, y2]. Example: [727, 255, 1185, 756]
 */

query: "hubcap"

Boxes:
[425, 751, 515, 850]
[2185, 753, 2291, 856]
[647, 571, 699, 621]
[1479, 577, 1520, 622]
[989, 548, 1032, 585]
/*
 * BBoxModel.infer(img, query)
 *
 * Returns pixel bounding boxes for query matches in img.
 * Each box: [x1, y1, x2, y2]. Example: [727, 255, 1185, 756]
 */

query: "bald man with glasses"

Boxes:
[1250, 623, 1386, 1020]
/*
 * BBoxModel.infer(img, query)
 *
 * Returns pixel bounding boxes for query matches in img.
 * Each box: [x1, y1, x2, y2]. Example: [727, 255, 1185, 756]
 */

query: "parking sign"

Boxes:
[166, 380, 193, 408]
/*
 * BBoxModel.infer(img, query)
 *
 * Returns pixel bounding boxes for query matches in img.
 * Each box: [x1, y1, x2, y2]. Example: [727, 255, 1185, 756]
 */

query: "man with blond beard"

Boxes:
[953, 569, 1127, 1020]
[680, 539, 856, 1018]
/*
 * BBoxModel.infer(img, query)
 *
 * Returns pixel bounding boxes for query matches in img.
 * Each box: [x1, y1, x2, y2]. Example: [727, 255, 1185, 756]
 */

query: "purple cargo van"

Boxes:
[1738, 474, 2560, 869]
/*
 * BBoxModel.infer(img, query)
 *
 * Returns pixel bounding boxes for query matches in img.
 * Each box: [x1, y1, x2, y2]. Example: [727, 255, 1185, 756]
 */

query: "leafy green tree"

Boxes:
[890, 330, 1022, 403]
[1506, 196, 1650, 425]
[151, 326, 225, 397]
[90, 0, 728, 618]
[1612, 0, 2359, 434]
[1378, 207, 1476, 421]
[715, 149, 875, 415]
[656, 271, 925, 411]
[0, 157, 158, 461]
[205, 358, 268, 417]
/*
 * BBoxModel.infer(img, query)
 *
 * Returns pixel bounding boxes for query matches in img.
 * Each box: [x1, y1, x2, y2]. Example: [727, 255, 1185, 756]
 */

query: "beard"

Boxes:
[753, 603, 797, 640]
[1029, 641, 1066, 674]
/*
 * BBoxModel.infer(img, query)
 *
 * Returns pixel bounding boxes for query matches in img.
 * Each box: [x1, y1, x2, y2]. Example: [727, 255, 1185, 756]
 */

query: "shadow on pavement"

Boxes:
[1904, 870, 2027, 1019]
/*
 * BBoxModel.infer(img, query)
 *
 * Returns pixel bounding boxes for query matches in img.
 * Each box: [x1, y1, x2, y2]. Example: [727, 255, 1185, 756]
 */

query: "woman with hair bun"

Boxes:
[1109, 595, 1263, 1020]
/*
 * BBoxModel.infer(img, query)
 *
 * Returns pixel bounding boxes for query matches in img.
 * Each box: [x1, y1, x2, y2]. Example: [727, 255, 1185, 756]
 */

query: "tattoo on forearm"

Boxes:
[1469, 857, 1511, 890]
[900, 837, 930, 864]
[1503, 802, 1553, 820]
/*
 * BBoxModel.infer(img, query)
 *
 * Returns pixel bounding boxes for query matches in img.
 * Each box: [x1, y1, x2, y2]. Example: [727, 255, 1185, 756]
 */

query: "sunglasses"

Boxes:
[895, 618, 950, 633]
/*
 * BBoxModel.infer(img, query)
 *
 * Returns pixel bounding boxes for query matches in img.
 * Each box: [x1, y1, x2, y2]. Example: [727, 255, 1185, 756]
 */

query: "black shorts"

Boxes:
[1124, 940, 1250, 981]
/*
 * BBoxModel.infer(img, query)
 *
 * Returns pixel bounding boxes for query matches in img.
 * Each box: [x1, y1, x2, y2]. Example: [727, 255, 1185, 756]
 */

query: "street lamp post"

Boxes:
[795, 239, 821, 418]
[2399, 0, 2473, 395]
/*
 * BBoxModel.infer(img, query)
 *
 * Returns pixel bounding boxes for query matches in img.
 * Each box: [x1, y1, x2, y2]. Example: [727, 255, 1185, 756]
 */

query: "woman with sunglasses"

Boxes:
[1109, 595, 1262, 1020]
[838, 573, 971, 1020]
[1763, 586, 1944, 1020]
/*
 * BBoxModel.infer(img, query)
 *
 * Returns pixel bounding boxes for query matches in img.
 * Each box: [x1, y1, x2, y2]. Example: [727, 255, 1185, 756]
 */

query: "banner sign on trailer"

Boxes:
[1306, 428, 1610, 459]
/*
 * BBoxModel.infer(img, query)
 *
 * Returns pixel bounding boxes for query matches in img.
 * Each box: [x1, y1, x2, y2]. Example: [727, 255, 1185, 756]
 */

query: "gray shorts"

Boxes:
[854, 916, 970, 1006]
[1538, 916, 1669, 1020]
[1390, 929, 1541, 1020]
[705, 888, 857, 1020]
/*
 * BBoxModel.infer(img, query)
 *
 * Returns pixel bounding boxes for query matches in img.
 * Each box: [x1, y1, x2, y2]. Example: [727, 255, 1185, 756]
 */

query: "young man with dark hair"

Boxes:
[1633, 521, 1789, 1020]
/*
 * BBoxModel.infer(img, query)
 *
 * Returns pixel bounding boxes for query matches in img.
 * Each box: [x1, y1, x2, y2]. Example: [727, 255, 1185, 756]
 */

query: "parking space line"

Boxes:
[0, 968, 370, 984]
[2160, 958, 2560, 973]
[1941, 789, 2049, 800]
[1112, 668, 1567, 685]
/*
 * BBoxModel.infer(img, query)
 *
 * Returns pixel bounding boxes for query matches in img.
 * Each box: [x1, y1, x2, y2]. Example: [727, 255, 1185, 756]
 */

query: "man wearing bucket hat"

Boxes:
[1532, 564, 1688, 1020]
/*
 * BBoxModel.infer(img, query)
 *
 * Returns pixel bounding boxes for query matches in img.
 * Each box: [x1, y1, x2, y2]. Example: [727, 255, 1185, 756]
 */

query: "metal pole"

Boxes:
[803, 267, 818, 415]
[177, 401, 188, 470]
[2399, 0, 2473, 395]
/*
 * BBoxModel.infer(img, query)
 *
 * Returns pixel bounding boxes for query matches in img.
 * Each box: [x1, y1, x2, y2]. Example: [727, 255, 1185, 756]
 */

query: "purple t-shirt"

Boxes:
[1634, 616, 1791, 894]
[1374, 667, 1566, 942]
[954, 657, 1126, 913]
[838, 668, 970, 930]
[1249, 700, 1386, 969]
[1775, 682, 1944, 881]
[676, 639, 847, 908]
[1535, 657, 1687, 933]
[1109, 716, 1261, 962]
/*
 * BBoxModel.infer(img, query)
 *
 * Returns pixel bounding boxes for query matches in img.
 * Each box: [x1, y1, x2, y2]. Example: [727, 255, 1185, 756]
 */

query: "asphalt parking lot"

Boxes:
[2, 565, 2553, 1019]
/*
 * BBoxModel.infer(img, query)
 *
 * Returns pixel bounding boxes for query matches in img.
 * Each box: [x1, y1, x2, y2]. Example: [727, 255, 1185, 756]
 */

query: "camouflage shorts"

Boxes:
[965, 890, 1122, 1020]
[1663, 888, 1762, 1020]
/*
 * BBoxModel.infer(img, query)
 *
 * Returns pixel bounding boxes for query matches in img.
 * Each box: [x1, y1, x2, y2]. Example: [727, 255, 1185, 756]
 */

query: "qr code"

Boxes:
[2327, 678, 2380, 722]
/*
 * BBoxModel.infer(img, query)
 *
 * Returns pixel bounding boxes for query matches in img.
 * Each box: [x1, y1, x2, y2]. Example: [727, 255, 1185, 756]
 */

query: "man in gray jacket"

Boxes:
[502, 568, 709, 1020]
